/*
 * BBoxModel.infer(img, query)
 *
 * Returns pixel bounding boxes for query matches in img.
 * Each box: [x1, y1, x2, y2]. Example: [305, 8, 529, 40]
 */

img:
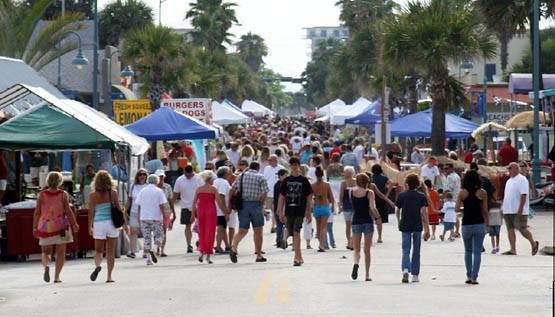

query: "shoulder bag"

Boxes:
[231, 174, 244, 211]
[110, 191, 125, 229]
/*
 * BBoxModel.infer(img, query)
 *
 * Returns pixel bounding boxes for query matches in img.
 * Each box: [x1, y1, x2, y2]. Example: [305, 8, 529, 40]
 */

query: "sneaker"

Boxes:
[439, 235, 444, 241]
[449, 237, 455, 242]
[126, 252, 136, 259]
[149, 251, 158, 263]
[351, 264, 359, 280]
[412, 275, 419, 283]
[187, 245, 193, 253]
[402, 272, 409, 283]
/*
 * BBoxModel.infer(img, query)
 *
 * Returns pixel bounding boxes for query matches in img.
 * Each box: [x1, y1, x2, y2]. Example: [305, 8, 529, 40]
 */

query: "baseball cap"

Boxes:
[155, 169, 166, 177]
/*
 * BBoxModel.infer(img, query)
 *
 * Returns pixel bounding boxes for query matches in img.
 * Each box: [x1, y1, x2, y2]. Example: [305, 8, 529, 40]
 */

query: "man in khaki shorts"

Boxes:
[501, 162, 539, 256]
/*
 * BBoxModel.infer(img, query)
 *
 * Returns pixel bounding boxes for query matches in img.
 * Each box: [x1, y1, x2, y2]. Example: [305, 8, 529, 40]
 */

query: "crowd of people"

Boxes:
[31, 116, 541, 285]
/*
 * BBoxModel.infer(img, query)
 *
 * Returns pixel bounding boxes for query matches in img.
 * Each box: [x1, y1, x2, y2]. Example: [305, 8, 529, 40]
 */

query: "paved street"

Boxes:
[0, 210, 553, 317]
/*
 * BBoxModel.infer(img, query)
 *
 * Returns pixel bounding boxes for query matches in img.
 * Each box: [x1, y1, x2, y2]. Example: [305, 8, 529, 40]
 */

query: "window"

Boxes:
[309, 30, 316, 38]
[485, 63, 496, 82]
[333, 29, 340, 37]
[320, 29, 327, 37]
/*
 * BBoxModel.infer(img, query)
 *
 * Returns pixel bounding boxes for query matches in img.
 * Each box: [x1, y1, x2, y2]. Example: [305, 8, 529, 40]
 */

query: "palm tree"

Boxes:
[236, 32, 268, 73]
[336, 0, 398, 32]
[0, 0, 85, 70]
[383, 0, 496, 155]
[122, 26, 184, 109]
[185, 0, 238, 51]
[99, 0, 154, 47]
[476, 1, 517, 73]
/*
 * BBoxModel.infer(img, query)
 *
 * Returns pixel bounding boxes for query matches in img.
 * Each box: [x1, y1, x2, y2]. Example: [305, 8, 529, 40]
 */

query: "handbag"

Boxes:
[110, 192, 125, 229]
[230, 174, 244, 211]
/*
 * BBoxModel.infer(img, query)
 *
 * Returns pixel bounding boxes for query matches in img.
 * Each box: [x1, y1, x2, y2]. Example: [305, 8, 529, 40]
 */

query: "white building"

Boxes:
[305, 26, 349, 56]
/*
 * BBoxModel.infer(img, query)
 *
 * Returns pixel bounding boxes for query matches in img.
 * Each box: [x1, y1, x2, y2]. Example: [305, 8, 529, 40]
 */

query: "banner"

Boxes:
[470, 92, 485, 117]
[161, 98, 212, 123]
[113, 100, 152, 125]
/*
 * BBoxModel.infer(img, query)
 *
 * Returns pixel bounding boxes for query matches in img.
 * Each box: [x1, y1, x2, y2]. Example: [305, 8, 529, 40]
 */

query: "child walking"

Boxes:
[440, 192, 456, 241]
[488, 207, 502, 253]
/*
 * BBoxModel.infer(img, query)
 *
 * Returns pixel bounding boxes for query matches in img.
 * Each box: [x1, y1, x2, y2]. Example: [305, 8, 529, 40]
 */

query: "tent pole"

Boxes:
[15, 151, 21, 202]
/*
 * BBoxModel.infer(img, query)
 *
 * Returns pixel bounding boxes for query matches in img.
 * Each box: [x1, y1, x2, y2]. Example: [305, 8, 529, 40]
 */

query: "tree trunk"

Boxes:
[498, 31, 510, 73]
[430, 74, 448, 156]
[407, 80, 418, 114]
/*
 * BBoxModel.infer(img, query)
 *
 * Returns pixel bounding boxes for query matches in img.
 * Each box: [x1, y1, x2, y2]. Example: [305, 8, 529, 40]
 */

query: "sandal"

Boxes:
[43, 266, 50, 283]
[53, 280, 62, 283]
[106, 280, 115, 283]
[501, 250, 517, 255]
[229, 250, 238, 263]
[293, 261, 301, 267]
[90, 266, 102, 282]
[532, 241, 539, 256]
[149, 251, 158, 264]
[365, 278, 372, 282]
[351, 264, 359, 280]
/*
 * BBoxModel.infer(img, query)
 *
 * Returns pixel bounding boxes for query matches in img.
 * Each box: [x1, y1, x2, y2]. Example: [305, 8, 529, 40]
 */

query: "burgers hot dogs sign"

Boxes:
[161, 98, 212, 123]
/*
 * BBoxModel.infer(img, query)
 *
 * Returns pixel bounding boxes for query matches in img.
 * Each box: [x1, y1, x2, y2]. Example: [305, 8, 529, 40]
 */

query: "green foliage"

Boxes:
[336, 0, 398, 32]
[0, 0, 85, 70]
[20, 0, 93, 19]
[511, 28, 555, 74]
[236, 32, 268, 73]
[186, 0, 238, 51]
[99, 0, 154, 47]
[383, 0, 496, 155]
[122, 26, 186, 108]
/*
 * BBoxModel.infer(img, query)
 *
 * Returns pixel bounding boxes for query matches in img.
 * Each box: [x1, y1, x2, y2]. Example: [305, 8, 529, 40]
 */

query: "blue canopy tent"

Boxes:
[223, 99, 243, 112]
[390, 109, 480, 138]
[126, 106, 217, 141]
[345, 100, 382, 125]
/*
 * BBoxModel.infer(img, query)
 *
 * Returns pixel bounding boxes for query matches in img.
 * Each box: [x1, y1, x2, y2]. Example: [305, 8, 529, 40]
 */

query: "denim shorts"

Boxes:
[443, 222, 455, 231]
[313, 204, 331, 218]
[343, 209, 354, 222]
[238, 201, 265, 230]
[488, 225, 501, 237]
[352, 223, 374, 234]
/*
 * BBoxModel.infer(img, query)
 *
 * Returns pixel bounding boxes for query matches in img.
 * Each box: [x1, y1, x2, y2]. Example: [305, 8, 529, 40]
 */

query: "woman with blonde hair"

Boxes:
[192, 171, 228, 264]
[88, 170, 124, 283]
[239, 145, 255, 165]
[33, 172, 79, 283]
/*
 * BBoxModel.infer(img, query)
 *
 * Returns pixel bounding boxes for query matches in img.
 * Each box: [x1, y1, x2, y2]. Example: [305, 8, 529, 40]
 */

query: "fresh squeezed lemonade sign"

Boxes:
[113, 99, 152, 125]
[161, 98, 212, 123]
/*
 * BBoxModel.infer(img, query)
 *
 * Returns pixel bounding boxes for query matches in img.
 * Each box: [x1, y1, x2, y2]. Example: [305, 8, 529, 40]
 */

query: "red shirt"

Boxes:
[498, 144, 518, 166]
[330, 146, 341, 157]
[183, 145, 194, 158]
[464, 152, 474, 164]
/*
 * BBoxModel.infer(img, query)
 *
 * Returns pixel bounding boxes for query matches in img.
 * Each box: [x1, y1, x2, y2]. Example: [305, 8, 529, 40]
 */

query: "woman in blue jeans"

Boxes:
[456, 170, 489, 285]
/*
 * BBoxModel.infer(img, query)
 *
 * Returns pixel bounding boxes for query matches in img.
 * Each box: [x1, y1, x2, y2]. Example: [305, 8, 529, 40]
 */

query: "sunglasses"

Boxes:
[138, 173, 147, 176]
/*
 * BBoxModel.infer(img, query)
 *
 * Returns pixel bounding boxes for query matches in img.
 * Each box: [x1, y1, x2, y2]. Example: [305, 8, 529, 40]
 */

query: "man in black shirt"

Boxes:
[278, 157, 313, 266]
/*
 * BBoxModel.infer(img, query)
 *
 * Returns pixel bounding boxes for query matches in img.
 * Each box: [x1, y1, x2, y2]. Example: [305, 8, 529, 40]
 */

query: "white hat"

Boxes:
[473, 150, 483, 156]
[155, 169, 166, 177]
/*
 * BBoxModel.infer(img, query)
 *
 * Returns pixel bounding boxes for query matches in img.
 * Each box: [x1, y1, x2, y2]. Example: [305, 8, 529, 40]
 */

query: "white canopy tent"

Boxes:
[316, 99, 347, 117]
[331, 97, 373, 125]
[212, 101, 251, 125]
[241, 99, 274, 116]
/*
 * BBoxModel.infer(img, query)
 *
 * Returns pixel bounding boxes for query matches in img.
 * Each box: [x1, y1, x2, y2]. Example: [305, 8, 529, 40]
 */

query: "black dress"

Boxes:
[372, 174, 389, 223]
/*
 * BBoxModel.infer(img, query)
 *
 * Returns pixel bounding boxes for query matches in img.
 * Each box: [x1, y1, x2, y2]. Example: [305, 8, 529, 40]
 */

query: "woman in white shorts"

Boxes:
[88, 171, 125, 283]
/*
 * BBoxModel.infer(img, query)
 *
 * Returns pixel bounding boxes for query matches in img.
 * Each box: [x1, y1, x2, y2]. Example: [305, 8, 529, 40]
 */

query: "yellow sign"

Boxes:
[113, 100, 152, 125]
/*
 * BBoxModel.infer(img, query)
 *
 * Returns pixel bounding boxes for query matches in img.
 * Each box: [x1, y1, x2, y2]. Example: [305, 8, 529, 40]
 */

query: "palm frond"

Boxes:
[16, 0, 55, 58]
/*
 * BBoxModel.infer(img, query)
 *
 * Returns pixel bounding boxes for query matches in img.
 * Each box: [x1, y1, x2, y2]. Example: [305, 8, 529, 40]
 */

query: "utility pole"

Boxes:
[92, 0, 99, 110]
[532, 0, 541, 184]
[381, 76, 389, 159]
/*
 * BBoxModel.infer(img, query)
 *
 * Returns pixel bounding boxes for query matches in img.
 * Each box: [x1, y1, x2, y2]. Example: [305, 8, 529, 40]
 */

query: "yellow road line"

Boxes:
[277, 280, 289, 304]
[255, 271, 273, 305]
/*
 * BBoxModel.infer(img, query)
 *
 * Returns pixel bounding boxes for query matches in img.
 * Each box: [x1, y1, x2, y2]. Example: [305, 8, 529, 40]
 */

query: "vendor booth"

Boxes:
[389, 109, 480, 138]
[345, 99, 382, 125]
[212, 101, 251, 125]
[0, 84, 149, 261]
[331, 97, 374, 125]
[241, 99, 274, 117]
[316, 99, 347, 117]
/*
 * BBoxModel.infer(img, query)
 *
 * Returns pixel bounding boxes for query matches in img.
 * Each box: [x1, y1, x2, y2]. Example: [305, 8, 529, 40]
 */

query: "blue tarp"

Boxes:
[126, 107, 216, 141]
[345, 100, 382, 125]
[390, 109, 479, 138]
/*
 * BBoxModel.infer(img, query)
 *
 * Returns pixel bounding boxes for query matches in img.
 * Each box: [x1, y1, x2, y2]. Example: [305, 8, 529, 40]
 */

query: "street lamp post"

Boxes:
[532, 0, 541, 184]
[92, 0, 99, 110]
[56, 31, 89, 89]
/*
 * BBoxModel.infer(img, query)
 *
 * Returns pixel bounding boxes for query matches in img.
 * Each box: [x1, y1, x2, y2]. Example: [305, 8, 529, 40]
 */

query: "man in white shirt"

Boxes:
[225, 143, 241, 168]
[411, 147, 424, 165]
[353, 139, 365, 167]
[368, 146, 379, 160]
[137, 174, 168, 265]
[172, 165, 204, 253]
[420, 157, 440, 185]
[290, 131, 304, 155]
[501, 162, 539, 256]
[214, 166, 232, 253]
[263, 155, 284, 233]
